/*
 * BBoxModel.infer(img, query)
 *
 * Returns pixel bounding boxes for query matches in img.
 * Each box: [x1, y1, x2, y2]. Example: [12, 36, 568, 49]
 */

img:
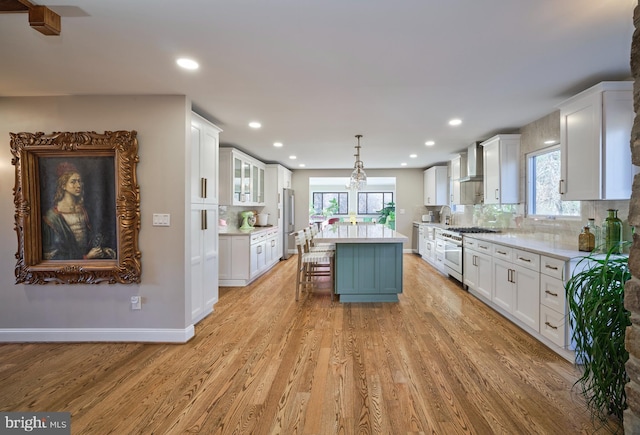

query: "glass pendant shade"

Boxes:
[349, 135, 367, 190]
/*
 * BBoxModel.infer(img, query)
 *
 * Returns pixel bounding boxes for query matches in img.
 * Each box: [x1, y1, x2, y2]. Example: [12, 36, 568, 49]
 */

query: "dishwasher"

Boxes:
[412, 223, 420, 254]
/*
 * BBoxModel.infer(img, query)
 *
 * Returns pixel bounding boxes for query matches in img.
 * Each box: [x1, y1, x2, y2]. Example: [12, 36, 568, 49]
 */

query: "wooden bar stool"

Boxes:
[294, 231, 335, 302]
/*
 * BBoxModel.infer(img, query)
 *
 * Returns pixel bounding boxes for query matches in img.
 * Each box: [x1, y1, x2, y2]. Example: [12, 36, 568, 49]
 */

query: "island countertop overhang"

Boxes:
[315, 224, 408, 244]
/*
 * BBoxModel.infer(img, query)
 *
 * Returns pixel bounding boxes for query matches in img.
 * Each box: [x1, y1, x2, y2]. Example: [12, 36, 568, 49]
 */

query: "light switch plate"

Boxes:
[152, 213, 170, 226]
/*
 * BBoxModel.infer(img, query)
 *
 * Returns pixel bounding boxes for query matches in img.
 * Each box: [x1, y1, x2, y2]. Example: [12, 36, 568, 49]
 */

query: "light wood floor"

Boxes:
[0, 254, 621, 434]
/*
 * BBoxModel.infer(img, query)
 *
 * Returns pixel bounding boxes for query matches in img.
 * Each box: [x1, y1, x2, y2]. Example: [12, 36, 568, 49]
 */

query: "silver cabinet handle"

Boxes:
[558, 179, 565, 195]
[495, 188, 499, 200]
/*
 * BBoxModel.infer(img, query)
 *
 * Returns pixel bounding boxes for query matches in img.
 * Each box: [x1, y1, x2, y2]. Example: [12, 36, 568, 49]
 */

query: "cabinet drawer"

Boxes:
[463, 238, 478, 250]
[540, 305, 567, 348]
[513, 249, 540, 272]
[250, 232, 267, 244]
[492, 244, 513, 261]
[475, 240, 493, 253]
[540, 274, 567, 313]
[540, 255, 565, 280]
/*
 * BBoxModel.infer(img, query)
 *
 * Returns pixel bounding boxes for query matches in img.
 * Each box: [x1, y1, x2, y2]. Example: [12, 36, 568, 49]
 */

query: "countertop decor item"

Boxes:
[578, 226, 595, 252]
[565, 243, 631, 423]
[240, 211, 254, 230]
[257, 213, 269, 226]
[602, 209, 623, 254]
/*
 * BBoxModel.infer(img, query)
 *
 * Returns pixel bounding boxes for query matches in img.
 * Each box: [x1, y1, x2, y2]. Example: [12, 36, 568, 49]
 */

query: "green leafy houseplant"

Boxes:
[322, 198, 340, 217]
[376, 202, 395, 224]
[565, 243, 631, 423]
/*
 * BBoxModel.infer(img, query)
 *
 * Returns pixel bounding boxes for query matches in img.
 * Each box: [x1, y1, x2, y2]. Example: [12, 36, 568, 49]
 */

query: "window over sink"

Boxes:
[526, 145, 580, 218]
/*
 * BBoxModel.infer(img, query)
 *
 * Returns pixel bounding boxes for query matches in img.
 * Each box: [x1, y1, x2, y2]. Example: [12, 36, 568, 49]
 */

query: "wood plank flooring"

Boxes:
[0, 254, 622, 434]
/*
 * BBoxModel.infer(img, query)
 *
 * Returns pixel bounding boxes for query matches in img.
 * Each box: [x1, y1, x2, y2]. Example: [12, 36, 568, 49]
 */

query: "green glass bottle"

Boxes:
[602, 209, 623, 254]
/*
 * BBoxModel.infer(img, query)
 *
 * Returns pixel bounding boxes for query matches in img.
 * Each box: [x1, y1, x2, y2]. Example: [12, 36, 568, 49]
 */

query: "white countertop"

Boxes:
[219, 226, 276, 236]
[316, 224, 408, 243]
[463, 232, 590, 261]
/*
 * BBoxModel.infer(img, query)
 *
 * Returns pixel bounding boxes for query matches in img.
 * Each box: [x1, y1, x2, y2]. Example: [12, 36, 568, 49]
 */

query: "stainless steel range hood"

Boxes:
[460, 142, 483, 182]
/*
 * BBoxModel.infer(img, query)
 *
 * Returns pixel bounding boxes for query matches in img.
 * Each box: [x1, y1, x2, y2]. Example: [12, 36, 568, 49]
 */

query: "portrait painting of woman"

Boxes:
[40, 158, 117, 261]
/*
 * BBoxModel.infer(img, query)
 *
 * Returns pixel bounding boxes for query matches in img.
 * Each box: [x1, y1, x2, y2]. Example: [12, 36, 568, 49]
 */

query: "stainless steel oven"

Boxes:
[441, 227, 500, 283]
[440, 229, 463, 281]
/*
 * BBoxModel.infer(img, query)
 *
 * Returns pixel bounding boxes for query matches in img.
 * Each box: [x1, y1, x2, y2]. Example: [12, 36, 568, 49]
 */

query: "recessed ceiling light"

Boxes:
[409, 154, 417, 158]
[273, 142, 283, 147]
[176, 58, 199, 70]
[299, 163, 306, 167]
[248, 121, 261, 129]
[448, 118, 462, 126]
[400, 162, 407, 166]
[425, 140, 435, 146]
[289, 155, 297, 160]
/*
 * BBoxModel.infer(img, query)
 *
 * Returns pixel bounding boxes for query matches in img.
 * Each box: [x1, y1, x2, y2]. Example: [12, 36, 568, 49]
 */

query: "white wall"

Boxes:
[0, 95, 192, 341]
[292, 168, 426, 247]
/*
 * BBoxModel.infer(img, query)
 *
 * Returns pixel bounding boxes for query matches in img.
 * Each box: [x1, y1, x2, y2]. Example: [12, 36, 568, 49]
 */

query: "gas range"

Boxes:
[437, 227, 499, 283]
[446, 227, 500, 234]
[440, 227, 499, 243]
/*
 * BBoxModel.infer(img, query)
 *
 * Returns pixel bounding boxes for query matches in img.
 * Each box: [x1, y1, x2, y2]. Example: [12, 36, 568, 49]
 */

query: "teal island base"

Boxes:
[335, 243, 403, 302]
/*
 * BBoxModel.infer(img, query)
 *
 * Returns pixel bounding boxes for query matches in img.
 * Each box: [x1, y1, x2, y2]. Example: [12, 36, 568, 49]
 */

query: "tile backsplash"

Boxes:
[219, 205, 266, 230]
[450, 199, 632, 248]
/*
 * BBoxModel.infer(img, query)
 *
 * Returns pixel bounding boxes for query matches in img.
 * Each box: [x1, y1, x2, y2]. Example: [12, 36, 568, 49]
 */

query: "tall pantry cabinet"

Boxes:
[189, 113, 221, 324]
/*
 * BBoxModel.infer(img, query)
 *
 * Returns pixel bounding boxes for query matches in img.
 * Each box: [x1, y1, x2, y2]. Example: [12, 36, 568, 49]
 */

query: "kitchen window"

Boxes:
[526, 146, 580, 217]
[357, 192, 394, 215]
[312, 192, 349, 215]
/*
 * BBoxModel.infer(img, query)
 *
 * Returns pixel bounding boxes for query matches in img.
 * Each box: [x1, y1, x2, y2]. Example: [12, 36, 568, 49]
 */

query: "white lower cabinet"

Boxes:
[220, 228, 280, 286]
[491, 245, 540, 332]
[463, 238, 492, 301]
[511, 263, 540, 331]
[492, 257, 514, 312]
[538, 255, 574, 350]
[463, 237, 574, 362]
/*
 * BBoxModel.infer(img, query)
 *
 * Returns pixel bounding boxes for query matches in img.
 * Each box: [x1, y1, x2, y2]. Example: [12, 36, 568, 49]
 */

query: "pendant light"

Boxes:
[349, 134, 367, 190]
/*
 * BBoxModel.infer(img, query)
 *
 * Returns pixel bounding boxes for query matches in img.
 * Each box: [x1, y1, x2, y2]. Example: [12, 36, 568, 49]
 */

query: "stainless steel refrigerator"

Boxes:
[282, 188, 295, 259]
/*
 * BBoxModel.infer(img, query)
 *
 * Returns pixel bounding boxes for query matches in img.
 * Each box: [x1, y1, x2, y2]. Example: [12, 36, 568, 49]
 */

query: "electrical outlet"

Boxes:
[130, 296, 141, 310]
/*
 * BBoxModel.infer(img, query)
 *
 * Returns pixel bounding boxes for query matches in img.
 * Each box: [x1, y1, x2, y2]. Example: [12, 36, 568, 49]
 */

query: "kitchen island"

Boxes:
[315, 224, 408, 302]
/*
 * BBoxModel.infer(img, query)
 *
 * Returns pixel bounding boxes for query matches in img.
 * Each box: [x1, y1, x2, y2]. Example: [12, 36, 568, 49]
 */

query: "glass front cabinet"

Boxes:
[220, 147, 266, 206]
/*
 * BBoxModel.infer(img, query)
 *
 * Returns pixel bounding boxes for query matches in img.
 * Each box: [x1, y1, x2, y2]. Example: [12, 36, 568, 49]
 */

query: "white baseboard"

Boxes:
[0, 326, 195, 343]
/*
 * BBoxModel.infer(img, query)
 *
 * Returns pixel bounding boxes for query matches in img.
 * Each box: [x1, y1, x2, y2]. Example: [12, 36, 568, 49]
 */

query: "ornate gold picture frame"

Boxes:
[11, 131, 141, 284]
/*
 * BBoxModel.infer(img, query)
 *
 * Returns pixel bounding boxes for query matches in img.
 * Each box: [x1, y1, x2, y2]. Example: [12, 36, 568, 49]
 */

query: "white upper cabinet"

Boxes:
[191, 113, 221, 205]
[450, 155, 461, 206]
[423, 166, 448, 206]
[558, 81, 634, 200]
[481, 134, 520, 204]
[219, 147, 266, 206]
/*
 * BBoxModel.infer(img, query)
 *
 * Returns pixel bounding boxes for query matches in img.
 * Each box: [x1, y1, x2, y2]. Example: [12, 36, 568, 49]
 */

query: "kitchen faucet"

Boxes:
[439, 205, 451, 225]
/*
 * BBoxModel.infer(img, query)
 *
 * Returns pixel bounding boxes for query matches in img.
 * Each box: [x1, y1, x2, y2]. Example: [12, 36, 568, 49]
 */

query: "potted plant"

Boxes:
[565, 243, 631, 423]
[322, 198, 340, 218]
[377, 202, 395, 228]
